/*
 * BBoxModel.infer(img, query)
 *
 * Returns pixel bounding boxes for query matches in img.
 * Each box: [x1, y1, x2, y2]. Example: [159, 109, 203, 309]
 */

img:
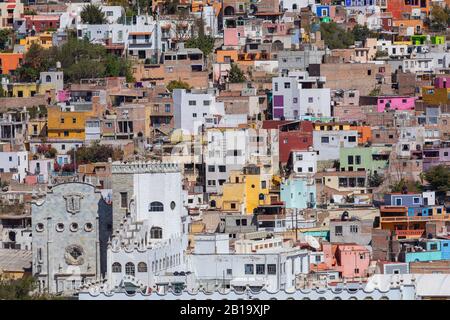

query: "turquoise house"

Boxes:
[405, 240, 450, 263]
[281, 177, 316, 210]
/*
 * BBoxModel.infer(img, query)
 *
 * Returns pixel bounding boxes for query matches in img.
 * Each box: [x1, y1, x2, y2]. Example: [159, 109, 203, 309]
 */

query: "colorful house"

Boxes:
[339, 146, 391, 173]
[47, 106, 96, 141]
[323, 242, 371, 280]
[376, 96, 416, 112]
[0, 53, 23, 75]
[280, 176, 316, 209]
[210, 165, 272, 215]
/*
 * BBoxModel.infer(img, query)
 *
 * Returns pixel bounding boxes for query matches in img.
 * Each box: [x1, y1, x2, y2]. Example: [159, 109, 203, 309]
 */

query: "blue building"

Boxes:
[404, 240, 450, 263]
[384, 193, 423, 207]
[281, 177, 316, 210]
[345, 0, 375, 6]
[315, 5, 330, 18]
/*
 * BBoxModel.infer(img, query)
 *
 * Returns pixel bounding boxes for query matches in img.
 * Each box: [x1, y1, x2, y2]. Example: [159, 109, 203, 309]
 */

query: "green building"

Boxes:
[431, 35, 445, 45]
[411, 35, 427, 45]
[339, 146, 391, 173]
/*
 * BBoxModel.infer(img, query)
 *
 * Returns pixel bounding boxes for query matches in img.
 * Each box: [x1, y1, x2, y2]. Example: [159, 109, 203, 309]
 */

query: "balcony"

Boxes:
[395, 229, 424, 239]
[381, 215, 450, 222]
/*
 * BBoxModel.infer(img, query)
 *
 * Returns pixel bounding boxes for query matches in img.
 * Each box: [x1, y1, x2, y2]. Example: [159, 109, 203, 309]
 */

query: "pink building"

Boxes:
[323, 243, 371, 279]
[434, 77, 450, 89]
[377, 96, 416, 112]
[57, 90, 70, 102]
[224, 28, 239, 46]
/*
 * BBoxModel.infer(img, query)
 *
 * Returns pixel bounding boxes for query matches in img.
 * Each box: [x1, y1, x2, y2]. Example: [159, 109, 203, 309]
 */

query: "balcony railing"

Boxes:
[395, 229, 424, 238]
[381, 215, 450, 222]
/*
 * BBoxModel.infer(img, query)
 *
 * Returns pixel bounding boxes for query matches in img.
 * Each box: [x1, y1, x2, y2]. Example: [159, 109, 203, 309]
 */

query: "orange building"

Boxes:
[351, 126, 372, 144]
[216, 49, 239, 63]
[387, 0, 431, 20]
[0, 53, 23, 75]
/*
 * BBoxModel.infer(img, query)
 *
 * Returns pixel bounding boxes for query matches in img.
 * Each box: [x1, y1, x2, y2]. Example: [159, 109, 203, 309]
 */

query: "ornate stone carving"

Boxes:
[65, 244, 85, 265]
[63, 193, 84, 214]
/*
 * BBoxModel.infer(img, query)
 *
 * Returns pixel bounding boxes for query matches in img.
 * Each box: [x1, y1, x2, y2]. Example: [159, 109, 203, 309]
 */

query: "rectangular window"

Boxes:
[72, 118, 76, 124]
[165, 104, 171, 113]
[245, 264, 254, 275]
[348, 156, 354, 165]
[284, 82, 290, 89]
[355, 155, 361, 165]
[308, 97, 313, 103]
[274, 83, 278, 91]
[60, 118, 64, 124]
[261, 181, 267, 189]
[321, 136, 329, 143]
[256, 264, 265, 275]
[208, 165, 215, 172]
[335, 225, 343, 236]
[293, 97, 298, 103]
[120, 192, 127, 208]
[395, 198, 402, 205]
[267, 264, 277, 275]
[219, 165, 226, 172]
[413, 197, 420, 204]
[188, 100, 196, 106]
[348, 136, 357, 142]
[350, 225, 358, 233]
[203, 100, 211, 106]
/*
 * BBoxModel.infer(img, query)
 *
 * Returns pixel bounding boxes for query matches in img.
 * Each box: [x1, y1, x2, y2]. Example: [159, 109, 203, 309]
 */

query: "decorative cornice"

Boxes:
[111, 161, 180, 174]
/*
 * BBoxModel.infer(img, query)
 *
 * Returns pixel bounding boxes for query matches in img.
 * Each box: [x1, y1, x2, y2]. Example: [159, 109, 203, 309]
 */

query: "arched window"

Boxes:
[112, 262, 122, 273]
[125, 262, 135, 276]
[150, 226, 163, 239]
[210, 200, 216, 207]
[149, 201, 164, 212]
[138, 262, 147, 272]
[151, 261, 155, 272]
[159, 260, 162, 270]
[45, 75, 51, 82]
[292, 4, 297, 10]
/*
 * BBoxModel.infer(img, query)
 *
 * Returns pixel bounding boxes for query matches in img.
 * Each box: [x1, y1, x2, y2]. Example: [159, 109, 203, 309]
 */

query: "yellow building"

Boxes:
[211, 165, 272, 215]
[6, 82, 54, 98]
[19, 32, 54, 52]
[47, 106, 95, 140]
[313, 122, 351, 131]
[28, 118, 47, 139]
[422, 86, 450, 105]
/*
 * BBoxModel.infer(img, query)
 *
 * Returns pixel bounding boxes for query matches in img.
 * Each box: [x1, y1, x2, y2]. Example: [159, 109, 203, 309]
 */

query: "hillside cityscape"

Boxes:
[0, 0, 449, 301]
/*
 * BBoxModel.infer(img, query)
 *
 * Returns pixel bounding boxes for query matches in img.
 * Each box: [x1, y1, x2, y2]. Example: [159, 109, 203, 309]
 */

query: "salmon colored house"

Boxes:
[323, 242, 371, 280]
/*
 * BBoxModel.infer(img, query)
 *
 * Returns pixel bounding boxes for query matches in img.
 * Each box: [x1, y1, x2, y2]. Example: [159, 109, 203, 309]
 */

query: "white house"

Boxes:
[173, 89, 225, 136]
[313, 130, 359, 161]
[0, 150, 28, 182]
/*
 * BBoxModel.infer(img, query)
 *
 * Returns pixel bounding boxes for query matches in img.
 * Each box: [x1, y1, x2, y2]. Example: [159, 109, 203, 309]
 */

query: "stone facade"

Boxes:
[31, 182, 112, 295]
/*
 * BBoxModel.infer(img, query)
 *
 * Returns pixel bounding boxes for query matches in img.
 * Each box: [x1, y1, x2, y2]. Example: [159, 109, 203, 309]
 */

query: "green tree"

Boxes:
[80, 4, 107, 24]
[185, 35, 215, 57]
[424, 165, 450, 192]
[0, 29, 11, 51]
[352, 24, 371, 42]
[68, 142, 124, 167]
[368, 171, 384, 187]
[166, 79, 191, 92]
[320, 22, 355, 49]
[429, 5, 450, 32]
[228, 63, 246, 83]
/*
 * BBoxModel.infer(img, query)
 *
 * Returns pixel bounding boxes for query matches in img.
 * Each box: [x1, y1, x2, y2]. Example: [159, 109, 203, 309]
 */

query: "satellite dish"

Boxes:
[305, 235, 320, 250]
